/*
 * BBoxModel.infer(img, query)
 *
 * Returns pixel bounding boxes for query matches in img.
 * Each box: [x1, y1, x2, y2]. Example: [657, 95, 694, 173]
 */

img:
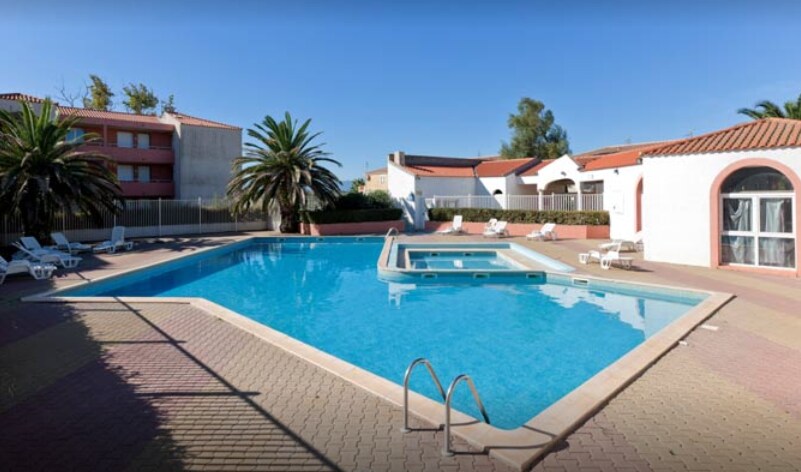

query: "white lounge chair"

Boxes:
[579, 249, 634, 270]
[437, 215, 464, 234]
[599, 232, 642, 252]
[0, 256, 56, 284]
[527, 222, 558, 241]
[12, 242, 81, 269]
[483, 220, 508, 238]
[484, 218, 498, 232]
[50, 232, 92, 254]
[93, 226, 134, 254]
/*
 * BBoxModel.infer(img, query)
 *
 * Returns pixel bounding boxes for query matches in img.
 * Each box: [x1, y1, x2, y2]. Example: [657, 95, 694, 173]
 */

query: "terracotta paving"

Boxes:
[1, 233, 801, 471]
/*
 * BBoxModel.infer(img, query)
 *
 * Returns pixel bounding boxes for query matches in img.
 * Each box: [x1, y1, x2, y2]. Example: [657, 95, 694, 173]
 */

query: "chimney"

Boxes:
[389, 151, 406, 166]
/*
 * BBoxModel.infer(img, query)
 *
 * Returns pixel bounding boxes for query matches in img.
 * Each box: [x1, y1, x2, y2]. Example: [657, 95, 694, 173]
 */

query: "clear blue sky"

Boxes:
[3, 0, 801, 179]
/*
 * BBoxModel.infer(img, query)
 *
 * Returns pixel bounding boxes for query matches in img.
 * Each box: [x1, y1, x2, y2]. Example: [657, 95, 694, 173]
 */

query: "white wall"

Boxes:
[387, 162, 419, 227]
[642, 147, 801, 267]
[581, 165, 642, 241]
[476, 176, 506, 196]
[418, 176, 477, 197]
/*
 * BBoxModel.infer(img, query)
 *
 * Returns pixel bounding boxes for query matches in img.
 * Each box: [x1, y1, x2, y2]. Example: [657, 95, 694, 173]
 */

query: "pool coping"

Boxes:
[23, 235, 734, 471]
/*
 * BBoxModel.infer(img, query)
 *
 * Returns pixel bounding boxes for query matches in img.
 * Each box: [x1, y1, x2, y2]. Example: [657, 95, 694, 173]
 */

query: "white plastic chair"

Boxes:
[50, 232, 92, 254]
[93, 226, 134, 254]
[12, 242, 81, 269]
[0, 256, 56, 284]
[483, 220, 508, 238]
[437, 215, 464, 234]
[527, 223, 558, 241]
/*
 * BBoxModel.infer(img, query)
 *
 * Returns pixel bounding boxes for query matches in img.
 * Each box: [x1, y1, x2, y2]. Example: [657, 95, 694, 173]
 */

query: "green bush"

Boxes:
[428, 208, 609, 225]
[304, 208, 403, 224]
[331, 190, 396, 210]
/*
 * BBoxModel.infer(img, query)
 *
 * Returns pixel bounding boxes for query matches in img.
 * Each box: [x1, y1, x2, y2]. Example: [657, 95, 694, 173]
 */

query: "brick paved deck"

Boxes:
[1, 233, 800, 471]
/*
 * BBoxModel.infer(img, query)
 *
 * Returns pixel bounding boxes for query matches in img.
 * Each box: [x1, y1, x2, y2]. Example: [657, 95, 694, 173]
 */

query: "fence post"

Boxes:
[198, 197, 202, 234]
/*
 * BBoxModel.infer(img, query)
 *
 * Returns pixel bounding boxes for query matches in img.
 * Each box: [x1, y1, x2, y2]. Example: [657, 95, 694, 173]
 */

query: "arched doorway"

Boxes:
[718, 166, 796, 269]
[492, 189, 504, 208]
[542, 179, 577, 210]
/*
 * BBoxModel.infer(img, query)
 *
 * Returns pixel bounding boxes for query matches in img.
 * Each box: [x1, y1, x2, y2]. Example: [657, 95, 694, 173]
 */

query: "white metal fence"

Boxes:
[425, 194, 604, 212]
[1, 198, 272, 245]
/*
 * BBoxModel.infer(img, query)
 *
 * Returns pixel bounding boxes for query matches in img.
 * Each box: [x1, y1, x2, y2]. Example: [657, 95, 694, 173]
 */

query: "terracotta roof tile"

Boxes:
[644, 118, 801, 156]
[520, 159, 555, 176]
[0, 93, 50, 103]
[403, 165, 476, 177]
[474, 158, 537, 177]
[57, 106, 164, 124]
[581, 141, 678, 171]
[169, 112, 240, 130]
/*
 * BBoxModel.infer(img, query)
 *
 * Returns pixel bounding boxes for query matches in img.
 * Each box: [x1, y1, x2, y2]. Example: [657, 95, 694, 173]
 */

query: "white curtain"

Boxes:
[762, 200, 791, 266]
[726, 199, 752, 263]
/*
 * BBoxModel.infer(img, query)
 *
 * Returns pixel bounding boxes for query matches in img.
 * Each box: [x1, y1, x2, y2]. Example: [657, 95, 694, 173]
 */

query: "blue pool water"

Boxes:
[66, 238, 701, 429]
[407, 251, 518, 270]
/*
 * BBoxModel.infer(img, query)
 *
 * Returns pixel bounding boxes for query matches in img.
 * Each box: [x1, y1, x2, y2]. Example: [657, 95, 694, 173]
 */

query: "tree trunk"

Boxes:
[22, 204, 52, 243]
[279, 206, 299, 233]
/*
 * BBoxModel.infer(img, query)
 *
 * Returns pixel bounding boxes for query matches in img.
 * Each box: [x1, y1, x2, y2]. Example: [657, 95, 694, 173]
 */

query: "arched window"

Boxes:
[720, 166, 795, 268]
[492, 189, 503, 196]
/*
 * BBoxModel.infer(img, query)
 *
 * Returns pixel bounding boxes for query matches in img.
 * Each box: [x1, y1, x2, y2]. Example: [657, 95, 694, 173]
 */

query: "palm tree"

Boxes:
[738, 93, 801, 120]
[0, 100, 122, 241]
[227, 113, 341, 233]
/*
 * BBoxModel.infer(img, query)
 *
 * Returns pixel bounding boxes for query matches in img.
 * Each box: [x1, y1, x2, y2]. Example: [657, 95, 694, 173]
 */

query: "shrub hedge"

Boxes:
[304, 208, 403, 224]
[428, 208, 610, 225]
[331, 190, 395, 210]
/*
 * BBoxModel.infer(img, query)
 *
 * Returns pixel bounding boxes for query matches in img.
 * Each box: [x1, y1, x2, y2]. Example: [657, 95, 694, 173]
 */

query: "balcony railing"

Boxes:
[80, 143, 174, 164]
[120, 180, 175, 198]
[426, 194, 605, 212]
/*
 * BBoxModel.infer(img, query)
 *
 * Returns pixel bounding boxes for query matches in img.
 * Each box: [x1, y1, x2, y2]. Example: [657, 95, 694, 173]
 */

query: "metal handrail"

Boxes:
[443, 374, 491, 456]
[401, 358, 446, 433]
[386, 227, 399, 237]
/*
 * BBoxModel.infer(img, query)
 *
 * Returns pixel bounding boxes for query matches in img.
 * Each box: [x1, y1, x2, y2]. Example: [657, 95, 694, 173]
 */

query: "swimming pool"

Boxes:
[62, 237, 705, 430]
[407, 250, 520, 270]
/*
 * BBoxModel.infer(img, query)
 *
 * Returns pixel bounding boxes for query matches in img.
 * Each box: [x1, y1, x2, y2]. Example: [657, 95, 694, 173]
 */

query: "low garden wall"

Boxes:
[302, 208, 404, 236]
[424, 221, 609, 239]
[302, 220, 405, 236]
[427, 208, 610, 239]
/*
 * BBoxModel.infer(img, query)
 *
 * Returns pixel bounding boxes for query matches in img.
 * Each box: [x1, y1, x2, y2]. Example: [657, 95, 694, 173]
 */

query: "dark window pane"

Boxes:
[760, 198, 793, 233]
[759, 238, 795, 268]
[722, 198, 752, 231]
[721, 236, 755, 265]
[722, 167, 793, 192]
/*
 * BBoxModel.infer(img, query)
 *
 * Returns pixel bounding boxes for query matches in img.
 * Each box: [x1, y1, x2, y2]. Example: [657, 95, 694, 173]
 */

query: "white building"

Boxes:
[388, 142, 668, 241]
[641, 118, 800, 276]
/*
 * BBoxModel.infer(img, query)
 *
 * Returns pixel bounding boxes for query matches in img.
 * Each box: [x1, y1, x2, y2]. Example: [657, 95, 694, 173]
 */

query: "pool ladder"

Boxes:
[401, 357, 491, 456]
[385, 227, 399, 238]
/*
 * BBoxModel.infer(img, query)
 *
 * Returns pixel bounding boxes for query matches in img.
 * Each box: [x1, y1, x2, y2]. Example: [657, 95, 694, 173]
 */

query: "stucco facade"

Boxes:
[641, 147, 801, 275]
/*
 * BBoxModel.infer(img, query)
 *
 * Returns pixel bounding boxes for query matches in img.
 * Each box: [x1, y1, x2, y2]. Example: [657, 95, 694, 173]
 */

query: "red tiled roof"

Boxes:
[403, 165, 476, 177]
[169, 112, 240, 130]
[643, 118, 801, 157]
[57, 106, 164, 124]
[0, 92, 50, 103]
[581, 141, 674, 171]
[475, 158, 537, 177]
[520, 159, 555, 176]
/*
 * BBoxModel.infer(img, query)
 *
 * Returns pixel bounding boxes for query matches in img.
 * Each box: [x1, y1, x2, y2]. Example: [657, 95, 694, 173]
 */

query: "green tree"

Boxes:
[500, 97, 570, 159]
[350, 178, 365, 193]
[0, 100, 122, 241]
[122, 83, 159, 115]
[738, 93, 801, 120]
[160, 94, 176, 114]
[82, 74, 114, 111]
[227, 113, 341, 233]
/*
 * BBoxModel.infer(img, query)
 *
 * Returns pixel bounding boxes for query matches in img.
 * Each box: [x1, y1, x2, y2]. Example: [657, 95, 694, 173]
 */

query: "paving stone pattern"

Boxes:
[1, 234, 801, 471]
